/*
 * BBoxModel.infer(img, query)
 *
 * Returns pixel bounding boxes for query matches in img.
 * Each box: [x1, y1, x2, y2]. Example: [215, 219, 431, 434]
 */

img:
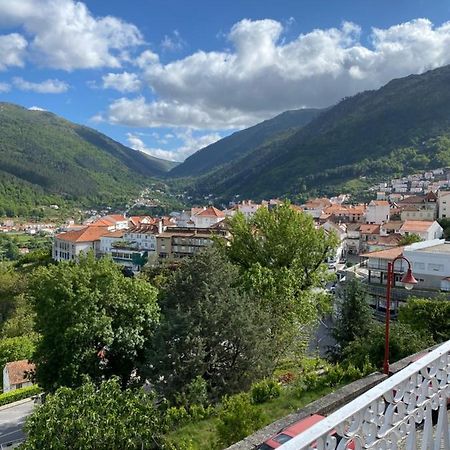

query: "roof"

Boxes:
[400, 220, 435, 233]
[360, 224, 381, 234]
[398, 195, 426, 205]
[370, 200, 389, 206]
[90, 214, 127, 227]
[360, 246, 405, 260]
[56, 225, 109, 243]
[128, 224, 158, 234]
[381, 221, 404, 231]
[415, 242, 450, 254]
[195, 206, 225, 218]
[103, 230, 125, 238]
[5, 360, 35, 386]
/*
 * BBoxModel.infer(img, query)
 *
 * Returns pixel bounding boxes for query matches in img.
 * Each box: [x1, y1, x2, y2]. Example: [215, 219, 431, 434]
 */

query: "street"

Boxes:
[0, 399, 34, 448]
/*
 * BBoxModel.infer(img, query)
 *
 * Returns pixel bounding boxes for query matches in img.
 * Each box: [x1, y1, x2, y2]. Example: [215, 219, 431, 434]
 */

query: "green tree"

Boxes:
[145, 248, 275, 403]
[0, 263, 26, 326]
[398, 297, 450, 343]
[30, 254, 159, 391]
[23, 377, 164, 450]
[398, 234, 422, 246]
[331, 278, 373, 356]
[342, 322, 434, 369]
[215, 393, 265, 447]
[220, 202, 337, 360]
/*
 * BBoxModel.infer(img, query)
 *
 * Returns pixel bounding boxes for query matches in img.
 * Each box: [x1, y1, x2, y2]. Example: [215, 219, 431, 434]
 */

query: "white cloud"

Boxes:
[0, 0, 143, 70]
[28, 106, 47, 111]
[0, 33, 27, 70]
[102, 72, 141, 92]
[126, 129, 221, 161]
[0, 82, 10, 92]
[104, 18, 450, 129]
[13, 77, 69, 93]
[161, 30, 185, 52]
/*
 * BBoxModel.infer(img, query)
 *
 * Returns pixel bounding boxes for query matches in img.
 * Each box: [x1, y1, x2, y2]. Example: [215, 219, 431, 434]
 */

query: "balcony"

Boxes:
[277, 340, 450, 450]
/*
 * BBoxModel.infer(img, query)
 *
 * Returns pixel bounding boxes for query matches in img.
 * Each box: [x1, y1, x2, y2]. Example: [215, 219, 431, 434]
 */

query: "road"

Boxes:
[0, 399, 34, 448]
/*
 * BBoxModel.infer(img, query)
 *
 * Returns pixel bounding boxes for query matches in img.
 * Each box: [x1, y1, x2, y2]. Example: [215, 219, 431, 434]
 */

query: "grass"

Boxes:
[165, 383, 342, 450]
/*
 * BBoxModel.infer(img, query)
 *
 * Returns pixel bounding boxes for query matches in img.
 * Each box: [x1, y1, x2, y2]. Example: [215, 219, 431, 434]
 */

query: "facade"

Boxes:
[53, 226, 109, 261]
[438, 190, 450, 219]
[398, 220, 443, 241]
[156, 227, 228, 259]
[3, 360, 35, 393]
[365, 200, 390, 224]
[191, 206, 225, 228]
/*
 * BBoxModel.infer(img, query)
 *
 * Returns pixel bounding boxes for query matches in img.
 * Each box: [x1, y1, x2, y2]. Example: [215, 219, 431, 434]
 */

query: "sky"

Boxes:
[1, 0, 450, 162]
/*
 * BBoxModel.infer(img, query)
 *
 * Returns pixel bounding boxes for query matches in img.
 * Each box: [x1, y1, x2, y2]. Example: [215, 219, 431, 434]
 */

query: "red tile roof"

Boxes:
[400, 220, 435, 232]
[360, 224, 381, 234]
[195, 206, 225, 218]
[360, 246, 405, 260]
[56, 226, 109, 242]
[5, 360, 35, 386]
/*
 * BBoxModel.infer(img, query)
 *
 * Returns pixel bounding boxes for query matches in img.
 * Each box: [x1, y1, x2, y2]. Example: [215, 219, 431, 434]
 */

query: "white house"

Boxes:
[3, 360, 35, 393]
[191, 206, 225, 228]
[53, 226, 109, 261]
[399, 220, 443, 241]
[365, 200, 390, 224]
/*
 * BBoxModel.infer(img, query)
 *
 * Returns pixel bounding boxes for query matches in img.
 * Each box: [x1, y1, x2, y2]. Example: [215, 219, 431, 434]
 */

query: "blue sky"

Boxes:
[1, 0, 450, 161]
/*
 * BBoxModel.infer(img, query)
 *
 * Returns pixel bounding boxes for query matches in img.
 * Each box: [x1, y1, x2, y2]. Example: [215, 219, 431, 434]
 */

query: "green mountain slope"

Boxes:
[0, 103, 177, 215]
[188, 65, 450, 201]
[170, 108, 322, 177]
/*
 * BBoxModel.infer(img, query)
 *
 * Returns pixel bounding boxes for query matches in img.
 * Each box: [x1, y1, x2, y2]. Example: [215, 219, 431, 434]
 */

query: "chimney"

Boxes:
[158, 219, 163, 234]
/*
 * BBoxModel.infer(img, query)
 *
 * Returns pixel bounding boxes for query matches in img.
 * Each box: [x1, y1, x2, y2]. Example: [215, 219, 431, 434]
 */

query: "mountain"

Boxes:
[170, 108, 323, 177]
[0, 103, 177, 216]
[184, 65, 450, 201]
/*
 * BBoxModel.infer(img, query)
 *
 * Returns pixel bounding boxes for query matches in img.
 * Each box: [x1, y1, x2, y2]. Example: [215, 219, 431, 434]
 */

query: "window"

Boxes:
[428, 263, 444, 272]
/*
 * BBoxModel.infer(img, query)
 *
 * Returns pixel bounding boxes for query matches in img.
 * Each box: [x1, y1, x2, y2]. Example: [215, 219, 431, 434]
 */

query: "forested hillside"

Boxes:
[170, 108, 322, 177]
[0, 103, 177, 216]
[182, 65, 450, 201]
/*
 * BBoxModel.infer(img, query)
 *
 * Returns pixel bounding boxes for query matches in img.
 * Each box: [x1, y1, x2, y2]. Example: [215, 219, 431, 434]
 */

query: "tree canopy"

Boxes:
[30, 254, 159, 391]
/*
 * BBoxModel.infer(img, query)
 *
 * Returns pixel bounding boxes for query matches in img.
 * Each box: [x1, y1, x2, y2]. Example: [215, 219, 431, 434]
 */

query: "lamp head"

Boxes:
[402, 268, 418, 290]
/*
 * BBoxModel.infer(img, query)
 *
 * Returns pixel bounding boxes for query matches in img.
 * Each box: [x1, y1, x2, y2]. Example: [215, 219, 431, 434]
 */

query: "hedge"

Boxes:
[0, 385, 41, 406]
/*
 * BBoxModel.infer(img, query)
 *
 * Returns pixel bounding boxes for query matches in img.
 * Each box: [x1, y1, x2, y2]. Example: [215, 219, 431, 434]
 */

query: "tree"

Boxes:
[145, 248, 276, 403]
[0, 263, 26, 326]
[398, 234, 422, 246]
[398, 297, 450, 343]
[23, 377, 164, 450]
[342, 322, 434, 369]
[219, 202, 338, 360]
[331, 278, 373, 356]
[30, 254, 159, 391]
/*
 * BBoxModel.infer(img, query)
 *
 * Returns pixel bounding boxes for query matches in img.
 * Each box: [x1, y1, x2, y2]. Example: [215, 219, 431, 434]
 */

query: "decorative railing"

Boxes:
[279, 340, 450, 450]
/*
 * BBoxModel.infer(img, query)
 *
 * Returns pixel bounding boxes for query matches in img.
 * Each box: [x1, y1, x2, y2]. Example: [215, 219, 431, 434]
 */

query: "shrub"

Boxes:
[164, 406, 190, 429]
[216, 393, 265, 447]
[0, 385, 41, 406]
[250, 379, 282, 404]
[188, 403, 214, 421]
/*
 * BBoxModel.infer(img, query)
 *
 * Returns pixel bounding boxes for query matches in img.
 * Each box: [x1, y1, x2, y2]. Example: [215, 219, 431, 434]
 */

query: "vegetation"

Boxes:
[23, 378, 164, 450]
[398, 297, 450, 343]
[30, 254, 159, 391]
[0, 385, 41, 406]
[0, 102, 176, 216]
[398, 233, 422, 246]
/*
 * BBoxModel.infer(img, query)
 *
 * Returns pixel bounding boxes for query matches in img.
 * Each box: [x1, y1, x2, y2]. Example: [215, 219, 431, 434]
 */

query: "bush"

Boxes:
[216, 393, 265, 447]
[0, 385, 41, 406]
[250, 379, 282, 404]
[164, 406, 190, 429]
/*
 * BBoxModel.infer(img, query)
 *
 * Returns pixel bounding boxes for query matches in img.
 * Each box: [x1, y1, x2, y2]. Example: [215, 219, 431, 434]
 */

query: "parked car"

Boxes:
[257, 414, 354, 449]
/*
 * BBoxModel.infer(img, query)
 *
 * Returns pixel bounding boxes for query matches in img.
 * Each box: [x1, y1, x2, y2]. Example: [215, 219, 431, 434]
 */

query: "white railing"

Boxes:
[279, 340, 450, 450]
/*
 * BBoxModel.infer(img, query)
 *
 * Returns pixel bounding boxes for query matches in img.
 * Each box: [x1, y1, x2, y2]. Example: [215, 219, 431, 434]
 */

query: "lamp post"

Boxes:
[383, 255, 418, 375]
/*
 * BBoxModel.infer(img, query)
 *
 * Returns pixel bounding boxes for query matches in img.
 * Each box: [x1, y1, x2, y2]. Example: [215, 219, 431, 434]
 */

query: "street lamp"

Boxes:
[383, 255, 418, 375]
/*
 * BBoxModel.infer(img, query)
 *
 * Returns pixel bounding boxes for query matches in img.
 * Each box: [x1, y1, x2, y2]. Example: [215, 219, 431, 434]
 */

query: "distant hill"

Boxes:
[0, 103, 177, 216]
[170, 108, 322, 177]
[183, 65, 450, 201]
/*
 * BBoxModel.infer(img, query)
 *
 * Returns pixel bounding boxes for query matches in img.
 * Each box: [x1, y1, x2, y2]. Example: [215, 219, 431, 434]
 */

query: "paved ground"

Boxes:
[0, 399, 34, 448]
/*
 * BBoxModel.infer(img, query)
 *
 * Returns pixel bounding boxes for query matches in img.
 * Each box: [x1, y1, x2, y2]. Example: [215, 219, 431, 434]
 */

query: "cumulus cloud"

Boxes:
[0, 82, 10, 92]
[0, 33, 27, 70]
[102, 72, 142, 92]
[104, 18, 450, 129]
[126, 129, 221, 161]
[0, 0, 143, 70]
[13, 77, 69, 93]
